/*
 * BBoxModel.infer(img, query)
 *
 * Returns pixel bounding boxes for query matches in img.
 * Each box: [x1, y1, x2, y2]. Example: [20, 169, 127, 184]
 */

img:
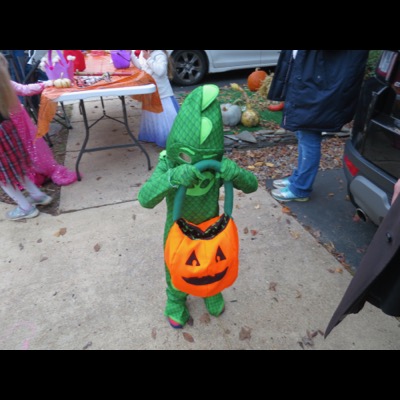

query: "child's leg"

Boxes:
[21, 178, 53, 206]
[21, 178, 46, 199]
[164, 267, 190, 328]
[1, 181, 40, 220]
[204, 293, 225, 317]
[1, 183, 32, 211]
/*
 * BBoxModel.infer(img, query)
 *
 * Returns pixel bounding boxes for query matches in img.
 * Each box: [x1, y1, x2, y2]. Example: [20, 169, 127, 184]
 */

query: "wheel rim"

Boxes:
[174, 51, 204, 85]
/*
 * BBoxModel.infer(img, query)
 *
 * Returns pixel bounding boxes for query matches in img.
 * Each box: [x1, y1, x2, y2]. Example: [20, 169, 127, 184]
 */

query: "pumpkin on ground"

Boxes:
[221, 103, 242, 126]
[248, 68, 268, 92]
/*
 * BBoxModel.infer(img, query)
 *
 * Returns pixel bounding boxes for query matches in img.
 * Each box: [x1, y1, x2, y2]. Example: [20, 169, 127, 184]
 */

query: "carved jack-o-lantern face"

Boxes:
[165, 215, 239, 298]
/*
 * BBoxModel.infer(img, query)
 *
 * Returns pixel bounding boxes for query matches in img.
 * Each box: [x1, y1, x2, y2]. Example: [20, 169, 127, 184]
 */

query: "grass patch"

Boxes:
[175, 84, 282, 135]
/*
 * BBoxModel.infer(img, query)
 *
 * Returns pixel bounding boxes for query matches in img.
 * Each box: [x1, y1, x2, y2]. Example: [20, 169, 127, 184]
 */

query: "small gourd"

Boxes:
[221, 103, 242, 126]
[54, 73, 72, 89]
[241, 106, 260, 127]
[230, 83, 260, 128]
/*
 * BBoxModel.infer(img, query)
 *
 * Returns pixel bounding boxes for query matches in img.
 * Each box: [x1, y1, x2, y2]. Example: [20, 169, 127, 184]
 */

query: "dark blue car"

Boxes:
[344, 50, 400, 226]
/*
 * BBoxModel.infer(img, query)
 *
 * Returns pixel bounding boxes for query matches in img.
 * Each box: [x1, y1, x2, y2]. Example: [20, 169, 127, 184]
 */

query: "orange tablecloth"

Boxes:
[37, 54, 162, 138]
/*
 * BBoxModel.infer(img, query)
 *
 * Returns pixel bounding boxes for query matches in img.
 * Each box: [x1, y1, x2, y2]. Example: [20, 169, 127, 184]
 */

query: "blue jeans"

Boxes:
[288, 130, 323, 198]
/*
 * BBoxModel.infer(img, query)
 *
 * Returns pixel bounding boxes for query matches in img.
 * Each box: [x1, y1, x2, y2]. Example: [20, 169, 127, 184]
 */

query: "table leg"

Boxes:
[75, 99, 90, 181]
[119, 96, 152, 171]
[74, 96, 153, 182]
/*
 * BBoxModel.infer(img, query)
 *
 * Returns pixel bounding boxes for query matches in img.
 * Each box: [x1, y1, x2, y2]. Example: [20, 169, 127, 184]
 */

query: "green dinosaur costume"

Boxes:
[138, 84, 258, 328]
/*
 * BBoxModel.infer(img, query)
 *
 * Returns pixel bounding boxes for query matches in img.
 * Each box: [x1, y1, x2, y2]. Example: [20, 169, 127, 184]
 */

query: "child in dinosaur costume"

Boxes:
[138, 84, 258, 329]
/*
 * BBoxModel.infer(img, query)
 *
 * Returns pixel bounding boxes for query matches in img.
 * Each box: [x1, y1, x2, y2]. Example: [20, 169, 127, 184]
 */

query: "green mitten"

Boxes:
[169, 164, 205, 188]
[220, 158, 241, 182]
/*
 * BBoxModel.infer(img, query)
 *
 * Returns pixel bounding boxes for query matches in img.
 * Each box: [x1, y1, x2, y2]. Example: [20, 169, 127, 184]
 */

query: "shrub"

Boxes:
[365, 50, 383, 79]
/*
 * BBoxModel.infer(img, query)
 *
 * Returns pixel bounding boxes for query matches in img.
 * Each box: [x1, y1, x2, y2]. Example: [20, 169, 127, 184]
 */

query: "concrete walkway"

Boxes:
[0, 97, 398, 350]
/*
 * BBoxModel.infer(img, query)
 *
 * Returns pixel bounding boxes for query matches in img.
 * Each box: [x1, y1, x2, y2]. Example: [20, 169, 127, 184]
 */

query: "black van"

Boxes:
[344, 50, 400, 226]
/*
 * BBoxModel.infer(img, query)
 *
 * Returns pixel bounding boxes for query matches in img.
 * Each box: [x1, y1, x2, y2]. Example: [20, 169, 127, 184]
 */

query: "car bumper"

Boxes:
[344, 140, 394, 226]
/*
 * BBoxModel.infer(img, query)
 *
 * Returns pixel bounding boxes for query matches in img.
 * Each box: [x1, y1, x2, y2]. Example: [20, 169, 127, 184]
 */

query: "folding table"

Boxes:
[50, 85, 157, 181]
[36, 54, 163, 181]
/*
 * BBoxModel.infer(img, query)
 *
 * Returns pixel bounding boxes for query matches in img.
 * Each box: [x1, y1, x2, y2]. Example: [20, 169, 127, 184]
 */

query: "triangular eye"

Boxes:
[215, 246, 226, 263]
[186, 251, 200, 267]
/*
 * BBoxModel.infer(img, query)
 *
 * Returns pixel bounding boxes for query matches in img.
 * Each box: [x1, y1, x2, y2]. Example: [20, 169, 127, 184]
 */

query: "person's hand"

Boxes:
[169, 164, 205, 188]
[220, 158, 240, 182]
[43, 80, 54, 87]
[392, 179, 400, 205]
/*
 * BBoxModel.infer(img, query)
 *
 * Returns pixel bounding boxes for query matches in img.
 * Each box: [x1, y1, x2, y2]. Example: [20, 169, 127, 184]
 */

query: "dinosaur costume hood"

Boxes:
[166, 84, 224, 166]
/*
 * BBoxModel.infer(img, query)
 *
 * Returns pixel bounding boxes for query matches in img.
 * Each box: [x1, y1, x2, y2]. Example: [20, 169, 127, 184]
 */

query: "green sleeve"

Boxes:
[223, 157, 259, 194]
[138, 155, 175, 209]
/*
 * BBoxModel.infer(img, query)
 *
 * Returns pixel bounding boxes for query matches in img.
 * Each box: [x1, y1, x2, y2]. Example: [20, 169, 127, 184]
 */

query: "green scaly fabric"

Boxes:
[138, 84, 258, 327]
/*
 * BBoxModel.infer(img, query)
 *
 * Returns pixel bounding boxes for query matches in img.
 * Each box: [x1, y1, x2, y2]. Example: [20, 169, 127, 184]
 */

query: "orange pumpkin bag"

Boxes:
[165, 160, 239, 298]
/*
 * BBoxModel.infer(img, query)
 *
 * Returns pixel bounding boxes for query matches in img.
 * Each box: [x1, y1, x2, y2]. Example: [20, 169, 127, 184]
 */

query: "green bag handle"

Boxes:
[173, 160, 234, 222]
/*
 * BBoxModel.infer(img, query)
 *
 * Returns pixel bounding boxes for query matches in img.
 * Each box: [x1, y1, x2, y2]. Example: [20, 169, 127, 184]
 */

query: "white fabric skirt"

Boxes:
[138, 96, 180, 148]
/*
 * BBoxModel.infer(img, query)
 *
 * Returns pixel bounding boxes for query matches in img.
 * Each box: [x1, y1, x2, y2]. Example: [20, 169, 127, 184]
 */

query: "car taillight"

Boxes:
[376, 50, 398, 83]
[344, 155, 359, 177]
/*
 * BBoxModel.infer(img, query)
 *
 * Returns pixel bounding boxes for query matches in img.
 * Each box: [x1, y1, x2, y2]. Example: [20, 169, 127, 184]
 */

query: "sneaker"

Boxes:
[167, 317, 183, 330]
[273, 177, 291, 189]
[6, 206, 39, 221]
[27, 194, 53, 206]
[271, 187, 309, 202]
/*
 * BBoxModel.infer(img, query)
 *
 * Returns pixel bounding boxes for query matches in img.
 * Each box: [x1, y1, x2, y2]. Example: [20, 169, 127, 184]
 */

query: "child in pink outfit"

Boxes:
[10, 80, 77, 187]
[0, 53, 77, 220]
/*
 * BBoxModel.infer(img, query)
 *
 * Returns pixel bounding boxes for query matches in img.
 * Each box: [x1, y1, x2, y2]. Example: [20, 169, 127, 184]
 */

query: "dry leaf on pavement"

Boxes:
[54, 228, 67, 237]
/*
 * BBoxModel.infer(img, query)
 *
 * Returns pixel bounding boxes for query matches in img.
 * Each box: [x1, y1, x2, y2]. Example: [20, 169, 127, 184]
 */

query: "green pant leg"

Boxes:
[164, 266, 190, 326]
[204, 292, 225, 317]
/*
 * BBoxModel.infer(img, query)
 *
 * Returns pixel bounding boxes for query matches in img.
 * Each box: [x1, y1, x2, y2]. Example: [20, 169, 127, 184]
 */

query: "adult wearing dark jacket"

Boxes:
[268, 50, 369, 202]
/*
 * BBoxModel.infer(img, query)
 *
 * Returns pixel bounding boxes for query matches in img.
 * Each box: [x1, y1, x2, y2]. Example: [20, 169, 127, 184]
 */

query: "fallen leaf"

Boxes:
[301, 335, 314, 347]
[313, 230, 321, 238]
[40, 256, 48, 262]
[183, 332, 194, 343]
[82, 342, 93, 350]
[243, 227, 249, 234]
[251, 230, 258, 236]
[290, 230, 300, 239]
[325, 241, 336, 252]
[269, 282, 277, 291]
[328, 268, 336, 274]
[335, 268, 343, 274]
[266, 162, 275, 167]
[54, 228, 67, 237]
[282, 206, 291, 214]
[239, 326, 252, 341]
[296, 290, 302, 299]
[308, 330, 319, 339]
[199, 313, 211, 324]
[94, 243, 101, 252]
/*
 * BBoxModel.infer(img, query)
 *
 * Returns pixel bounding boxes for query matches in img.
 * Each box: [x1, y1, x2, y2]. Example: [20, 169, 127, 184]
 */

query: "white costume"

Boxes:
[131, 50, 179, 148]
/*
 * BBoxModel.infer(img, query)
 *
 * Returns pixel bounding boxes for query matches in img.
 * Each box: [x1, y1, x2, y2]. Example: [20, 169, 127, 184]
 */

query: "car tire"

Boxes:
[170, 50, 208, 86]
